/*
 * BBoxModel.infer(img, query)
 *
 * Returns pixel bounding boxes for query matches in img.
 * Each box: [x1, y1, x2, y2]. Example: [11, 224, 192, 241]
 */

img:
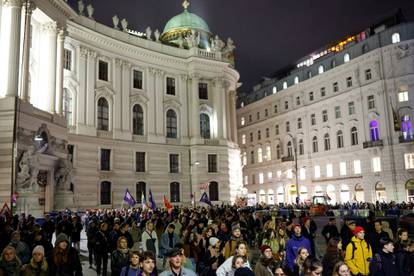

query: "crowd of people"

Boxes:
[0, 203, 412, 276]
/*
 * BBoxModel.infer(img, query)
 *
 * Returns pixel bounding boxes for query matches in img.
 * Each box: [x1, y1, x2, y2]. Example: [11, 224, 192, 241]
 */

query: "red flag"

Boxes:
[163, 195, 173, 214]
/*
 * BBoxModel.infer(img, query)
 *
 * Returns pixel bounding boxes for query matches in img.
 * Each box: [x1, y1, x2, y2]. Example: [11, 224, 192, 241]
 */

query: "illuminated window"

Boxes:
[314, 165, 321, 178]
[287, 169, 293, 179]
[335, 106, 341, 118]
[309, 92, 314, 101]
[372, 157, 381, 172]
[340, 162, 347, 176]
[300, 168, 306, 180]
[399, 91, 408, 102]
[298, 139, 304, 155]
[324, 133, 330, 151]
[346, 77, 352, 87]
[370, 120, 380, 141]
[312, 136, 318, 153]
[318, 65, 324, 74]
[241, 117, 245, 126]
[294, 76, 299, 84]
[401, 115, 413, 140]
[258, 148, 263, 163]
[273, 86, 277, 94]
[405, 153, 414, 169]
[321, 87, 326, 97]
[344, 53, 350, 63]
[268, 172, 273, 180]
[275, 124, 279, 135]
[259, 173, 264, 184]
[277, 170, 282, 178]
[351, 127, 358, 145]
[365, 69, 372, 81]
[283, 82, 288, 89]
[354, 160, 361, 174]
[244, 175, 248, 185]
[392, 33, 400, 44]
[241, 134, 246, 144]
[348, 101, 355, 115]
[297, 118, 302, 129]
[266, 146, 272, 161]
[326, 164, 333, 177]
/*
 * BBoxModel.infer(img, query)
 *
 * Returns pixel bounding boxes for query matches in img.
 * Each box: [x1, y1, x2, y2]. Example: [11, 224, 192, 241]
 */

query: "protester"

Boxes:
[111, 237, 131, 276]
[0, 246, 21, 276]
[224, 224, 243, 259]
[332, 261, 350, 276]
[370, 237, 398, 276]
[9, 231, 30, 264]
[216, 241, 251, 276]
[261, 229, 280, 256]
[201, 237, 225, 276]
[254, 245, 275, 276]
[160, 224, 180, 259]
[321, 237, 343, 276]
[142, 221, 159, 257]
[71, 215, 83, 252]
[344, 226, 372, 276]
[395, 228, 409, 251]
[139, 251, 158, 276]
[396, 239, 414, 276]
[120, 251, 141, 276]
[340, 220, 355, 251]
[286, 223, 311, 270]
[273, 262, 289, 276]
[303, 257, 323, 276]
[366, 220, 389, 254]
[20, 245, 49, 276]
[159, 248, 197, 276]
[49, 233, 82, 276]
[293, 247, 309, 275]
[86, 219, 98, 268]
[95, 222, 110, 276]
[301, 217, 317, 256]
[380, 221, 394, 240]
[321, 218, 339, 243]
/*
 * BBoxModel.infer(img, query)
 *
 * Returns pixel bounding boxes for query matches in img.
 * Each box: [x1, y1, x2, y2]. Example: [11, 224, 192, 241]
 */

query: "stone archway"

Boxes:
[355, 183, 364, 202]
[406, 179, 414, 202]
[375, 181, 386, 202]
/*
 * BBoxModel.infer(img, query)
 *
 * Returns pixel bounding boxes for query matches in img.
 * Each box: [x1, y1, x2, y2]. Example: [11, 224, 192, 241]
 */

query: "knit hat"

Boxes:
[209, 237, 220, 247]
[235, 267, 255, 276]
[55, 233, 69, 246]
[260, 244, 272, 254]
[32, 245, 45, 256]
[353, 226, 365, 236]
[232, 224, 241, 232]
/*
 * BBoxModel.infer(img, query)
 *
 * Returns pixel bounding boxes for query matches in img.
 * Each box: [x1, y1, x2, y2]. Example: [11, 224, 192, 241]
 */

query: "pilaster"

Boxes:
[113, 58, 122, 132]
[43, 21, 57, 113]
[20, 0, 35, 102]
[55, 27, 65, 115]
[147, 68, 156, 137]
[121, 61, 131, 133]
[189, 74, 200, 139]
[86, 48, 96, 126]
[179, 74, 189, 139]
[77, 46, 88, 125]
[154, 69, 165, 136]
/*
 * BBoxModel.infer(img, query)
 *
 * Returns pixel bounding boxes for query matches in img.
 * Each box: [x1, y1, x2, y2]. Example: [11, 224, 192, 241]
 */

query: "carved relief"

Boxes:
[55, 157, 73, 191]
[16, 146, 40, 191]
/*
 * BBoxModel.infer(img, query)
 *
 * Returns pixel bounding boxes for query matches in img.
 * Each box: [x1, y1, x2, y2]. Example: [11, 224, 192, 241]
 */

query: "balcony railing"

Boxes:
[363, 139, 383, 148]
[399, 136, 414, 143]
[281, 155, 294, 162]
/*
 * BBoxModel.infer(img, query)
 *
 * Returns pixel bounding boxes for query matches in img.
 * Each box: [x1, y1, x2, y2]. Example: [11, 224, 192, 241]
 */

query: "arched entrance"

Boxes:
[327, 184, 336, 204]
[268, 189, 275, 205]
[277, 186, 284, 204]
[406, 179, 414, 202]
[340, 184, 350, 203]
[355, 183, 364, 202]
[375, 182, 386, 202]
[299, 186, 308, 202]
[287, 184, 297, 203]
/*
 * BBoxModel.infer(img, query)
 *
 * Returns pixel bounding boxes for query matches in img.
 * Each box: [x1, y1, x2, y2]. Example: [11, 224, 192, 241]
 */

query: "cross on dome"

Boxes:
[183, 0, 190, 10]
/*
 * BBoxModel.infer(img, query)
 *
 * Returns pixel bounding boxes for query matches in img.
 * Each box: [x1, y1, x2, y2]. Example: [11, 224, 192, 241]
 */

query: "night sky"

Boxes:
[68, 0, 414, 93]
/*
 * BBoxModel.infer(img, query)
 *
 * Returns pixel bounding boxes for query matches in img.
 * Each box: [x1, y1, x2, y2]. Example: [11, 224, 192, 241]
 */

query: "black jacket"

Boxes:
[111, 249, 130, 276]
[396, 249, 414, 276]
[321, 224, 339, 242]
[370, 251, 398, 276]
[48, 247, 82, 276]
[366, 231, 389, 254]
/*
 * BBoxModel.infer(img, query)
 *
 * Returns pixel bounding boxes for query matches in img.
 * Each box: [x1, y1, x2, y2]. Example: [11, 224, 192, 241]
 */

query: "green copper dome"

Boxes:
[162, 10, 210, 35]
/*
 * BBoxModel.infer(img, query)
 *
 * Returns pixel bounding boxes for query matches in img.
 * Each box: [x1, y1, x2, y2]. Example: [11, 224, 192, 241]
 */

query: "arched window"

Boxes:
[392, 33, 400, 44]
[209, 181, 219, 201]
[166, 109, 177, 138]
[63, 89, 73, 126]
[287, 141, 293, 157]
[200, 113, 210, 139]
[257, 148, 263, 163]
[170, 182, 180, 202]
[324, 133, 330, 151]
[370, 120, 380, 141]
[97, 97, 109, 131]
[100, 181, 111, 205]
[298, 139, 304, 155]
[401, 115, 413, 140]
[266, 146, 271, 161]
[344, 53, 350, 63]
[318, 65, 324, 74]
[132, 104, 144, 135]
[276, 144, 281, 159]
[136, 181, 146, 203]
[312, 136, 318, 153]
[337, 130, 344, 148]
[351, 127, 358, 145]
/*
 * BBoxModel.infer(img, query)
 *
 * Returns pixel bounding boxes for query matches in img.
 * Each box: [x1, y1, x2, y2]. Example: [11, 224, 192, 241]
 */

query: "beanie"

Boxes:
[232, 224, 241, 232]
[353, 226, 365, 236]
[260, 244, 271, 254]
[55, 233, 70, 246]
[32, 245, 45, 256]
[209, 237, 220, 247]
[235, 267, 255, 276]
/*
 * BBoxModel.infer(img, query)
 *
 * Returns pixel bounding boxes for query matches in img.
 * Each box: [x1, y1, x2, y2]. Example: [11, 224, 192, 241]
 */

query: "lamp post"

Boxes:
[287, 134, 299, 204]
[188, 149, 199, 207]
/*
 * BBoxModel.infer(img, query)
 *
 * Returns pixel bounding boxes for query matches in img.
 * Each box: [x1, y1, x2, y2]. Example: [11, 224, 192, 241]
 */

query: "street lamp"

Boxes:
[287, 134, 299, 204]
[188, 149, 199, 207]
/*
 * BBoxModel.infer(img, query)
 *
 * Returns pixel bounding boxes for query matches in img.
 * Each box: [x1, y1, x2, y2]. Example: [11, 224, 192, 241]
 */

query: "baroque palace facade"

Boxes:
[0, 0, 241, 215]
[237, 13, 414, 204]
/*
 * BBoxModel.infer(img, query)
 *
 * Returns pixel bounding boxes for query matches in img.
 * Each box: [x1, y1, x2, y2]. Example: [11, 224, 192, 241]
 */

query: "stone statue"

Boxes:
[55, 155, 73, 191]
[223, 37, 236, 55]
[16, 147, 40, 191]
[112, 15, 120, 29]
[121, 18, 128, 31]
[146, 27, 152, 40]
[86, 4, 94, 18]
[78, 0, 84, 15]
[211, 35, 225, 52]
[154, 29, 160, 42]
[178, 35, 184, 48]
[185, 30, 198, 48]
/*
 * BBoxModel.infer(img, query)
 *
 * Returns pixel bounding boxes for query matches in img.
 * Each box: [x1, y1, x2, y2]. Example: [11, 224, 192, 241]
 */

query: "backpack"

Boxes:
[349, 240, 371, 259]
[145, 231, 156, 253]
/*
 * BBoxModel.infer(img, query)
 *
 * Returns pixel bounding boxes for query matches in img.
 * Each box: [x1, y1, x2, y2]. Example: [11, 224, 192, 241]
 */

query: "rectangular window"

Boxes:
[100, 149, 111, 171]
[335, 106, 341, 118]
[340, 162, 347, 176]
[365, 69, 372, 80]
[372, 157, 381, 172]
[399, 91, 409, 102]
[198, 82, 208, 99]
[248, 115, 252, 122]
[249, 132, 253, 142]
[257, 112, 260, 120]
[368, 95, 375, 109]
[285, 101, 289, 110]
[244, 175, 248, 185]
[133, 70, 143, 89]
[320, 87, 326, 97]
[241, 134, 246, 144]
[63, 49, 72, 71]
[309, 92, 314, 101]
[250, 151, 254, 164]
[286, 122, 290, 132]
[268, 172, 273, 180]
[274, 105, 278, 113]
[346, 77, 352, 87]
[265, 109, 268, 117]
[322, 110, 328, 122]
[287, 169, 293, 179]
[166, 77, 176, 95]
[208, 154, 218, 173]
[311, 114, 316, 125]
[314, 165, 320, 178]
[169, 154, 179, 173]
[252, 174, 256, 185]
[257, 130, 261, 140]
[326, 164, 333, 177]
[354, 160, 361, 174]
[265, 128, 269, 138]
[135, 152, 146, 172]
[277, 170, 282, 178]
[405, 153, 414, 169]
[259, 173, 264, 184]
[98, 60, 108, 81]
[300, 168, 306, 180]
[297, 118, 302, 129]
[348, 101, 355, 115]
[275, 125, 279, 135]
[296, 96, 301, 105]
[241, 117, 245, 126]
[333, 82, 339, 92]
[67, 144, 74, 164]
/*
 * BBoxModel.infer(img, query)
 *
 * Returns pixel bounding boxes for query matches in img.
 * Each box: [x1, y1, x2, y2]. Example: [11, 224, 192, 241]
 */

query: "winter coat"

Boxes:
[366, 231, 389, 254]
[111, 249, 130, 276]
[20, 258, 49, 276]
[216, 256, 251, 276]
[286, 235, 311, 270]
[120, 265, 140, 276]
[223, 238, 242, 259]
[95, 230, 110, 254]
[70, 222, 83, 243]
[141, 230, 159, 257]
[370, 251, 398, 276]
[322, 250, 343, 276]
[48, 247, 82, 276]
[344, 236, 372, 276]
[253, 257, 274, 276]
[159, 267, 197, 276]
[321, 224, 339, 242]
[396, 249, 414, 276]
[160, 232, 180, 257]
[0, 258, 21, 276]
[9, 241, 30, 264]
[200, 250, 225, 276]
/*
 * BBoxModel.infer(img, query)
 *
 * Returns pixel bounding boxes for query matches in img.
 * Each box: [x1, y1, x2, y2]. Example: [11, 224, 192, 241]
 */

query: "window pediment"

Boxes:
[130, 94, 149, 105]
[95, 85, 115, 101]
[164, 98, 181, 110]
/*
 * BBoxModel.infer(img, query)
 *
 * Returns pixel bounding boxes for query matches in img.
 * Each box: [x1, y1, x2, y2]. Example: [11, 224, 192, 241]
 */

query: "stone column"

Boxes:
[0, 0, 23, 97]
[121, 61, 131, 133]
[77, 46, 88, 125]
[225, 88, 232, 141]
[212, 78, 224, 139]
[179, 75, 189, 138]
[44, 21, 57, 113]
[55, 28, 65, 115]
[147, 68, 156, 136]
[229, 90, 238, 143]
[154, 70, 165, 136]
[86, 49, 96, 126]
[189, 74, 200, 139]
[113, 58, 122, 132]
[20, 0, 35, 102]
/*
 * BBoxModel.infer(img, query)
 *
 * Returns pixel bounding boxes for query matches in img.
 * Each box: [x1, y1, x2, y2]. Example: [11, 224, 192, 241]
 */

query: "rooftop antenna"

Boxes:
[183, 0, 190, 11]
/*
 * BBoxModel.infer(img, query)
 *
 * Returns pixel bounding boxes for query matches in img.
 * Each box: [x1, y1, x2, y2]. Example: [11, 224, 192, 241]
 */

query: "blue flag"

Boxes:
[123, 189, 136, 207]
[148, 189, 157, 210]
[200, 192, 212, 206]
